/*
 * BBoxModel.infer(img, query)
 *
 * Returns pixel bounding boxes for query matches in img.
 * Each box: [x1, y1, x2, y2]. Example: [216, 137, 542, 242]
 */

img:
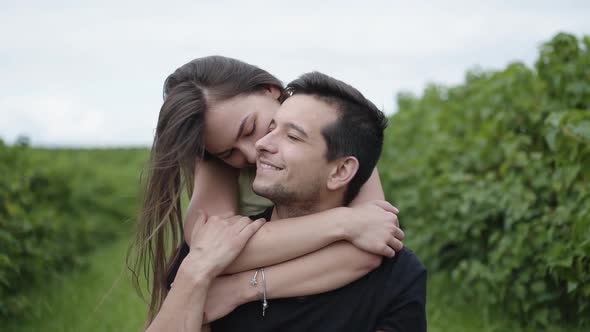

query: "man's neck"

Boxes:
[271, 194, 343, 221]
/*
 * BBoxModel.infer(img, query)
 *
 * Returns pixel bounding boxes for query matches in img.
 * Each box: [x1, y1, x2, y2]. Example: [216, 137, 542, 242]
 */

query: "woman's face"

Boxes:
[204, 87, 281, 169]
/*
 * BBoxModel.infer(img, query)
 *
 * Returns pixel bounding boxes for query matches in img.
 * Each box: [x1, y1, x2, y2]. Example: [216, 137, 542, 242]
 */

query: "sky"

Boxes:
[1, 0, 589, 147]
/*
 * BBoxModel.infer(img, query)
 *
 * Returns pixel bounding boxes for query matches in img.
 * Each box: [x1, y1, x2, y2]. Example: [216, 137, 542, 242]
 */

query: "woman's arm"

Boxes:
[146, 255, 210, 332]
[184, 158, 239, 244]
[147, 214, 264, 332]
[187, 163, 401, 272]
[192, 158, 240, 215]
[223, 167, 400, 273]
[350, 167, 385, 205]
[223, 200, 401, 274]
[188, 167, 401, 322]
[262, 241, 382, 298]
[203, 241, 382, 322]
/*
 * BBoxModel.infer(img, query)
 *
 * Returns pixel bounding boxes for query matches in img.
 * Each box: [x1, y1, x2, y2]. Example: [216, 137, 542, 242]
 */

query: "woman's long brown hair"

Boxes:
[126, 56, 283, 325]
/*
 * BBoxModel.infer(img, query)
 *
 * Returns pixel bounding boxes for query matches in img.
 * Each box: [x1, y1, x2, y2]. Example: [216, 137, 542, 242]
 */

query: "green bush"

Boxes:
[0, 140, 148, 319]
[380, 32, 590, 327]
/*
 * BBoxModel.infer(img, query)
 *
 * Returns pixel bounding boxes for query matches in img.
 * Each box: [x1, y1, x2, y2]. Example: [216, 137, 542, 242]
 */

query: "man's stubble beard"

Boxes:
[253, 180, 321, 219]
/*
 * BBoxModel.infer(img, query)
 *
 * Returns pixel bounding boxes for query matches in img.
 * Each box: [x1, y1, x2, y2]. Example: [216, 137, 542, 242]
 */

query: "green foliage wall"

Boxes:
[0, 140, 148, 319]
[380, 33, 590, 327]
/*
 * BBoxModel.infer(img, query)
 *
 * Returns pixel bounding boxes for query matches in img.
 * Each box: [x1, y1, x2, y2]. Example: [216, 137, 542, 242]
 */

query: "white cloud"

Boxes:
[1, 0, 589, 146]
[0, 95, 107, 145]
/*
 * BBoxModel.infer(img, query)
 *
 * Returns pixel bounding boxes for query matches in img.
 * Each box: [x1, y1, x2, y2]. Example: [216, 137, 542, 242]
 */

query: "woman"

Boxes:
[130, 56, 404, 329]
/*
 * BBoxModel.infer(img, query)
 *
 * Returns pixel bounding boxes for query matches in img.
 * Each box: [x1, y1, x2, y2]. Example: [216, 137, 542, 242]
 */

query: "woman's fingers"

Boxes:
[382, 244, 396, 258]
[234, 216, 249, 231]
[388, 237, 404, 252]
[390, 213, 400, 227]
[393, 226, 405, 241]
[236, 216, 259, 232]
[238, 218, 265, 241]
[371, 200, 399, 214]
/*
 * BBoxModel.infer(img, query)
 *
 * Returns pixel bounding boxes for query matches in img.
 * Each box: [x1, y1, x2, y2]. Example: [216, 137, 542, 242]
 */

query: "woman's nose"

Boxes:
[245, 149, 256, 165]
[238, 141, 257, 165]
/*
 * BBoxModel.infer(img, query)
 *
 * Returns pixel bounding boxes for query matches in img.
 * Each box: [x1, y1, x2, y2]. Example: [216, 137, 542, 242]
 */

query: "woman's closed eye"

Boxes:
[245, 122, 256, 137]
[219, 149, 234, 159]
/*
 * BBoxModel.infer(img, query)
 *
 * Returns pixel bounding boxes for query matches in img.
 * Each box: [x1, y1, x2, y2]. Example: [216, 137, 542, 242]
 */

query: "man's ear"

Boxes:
[327, 157, 359, 191]
[265, 85, 282, 100]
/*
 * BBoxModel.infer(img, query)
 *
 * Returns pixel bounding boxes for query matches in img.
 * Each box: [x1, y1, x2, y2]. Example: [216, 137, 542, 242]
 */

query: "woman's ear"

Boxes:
[327, 157, 359, 191]
[265, 85, 282, 100]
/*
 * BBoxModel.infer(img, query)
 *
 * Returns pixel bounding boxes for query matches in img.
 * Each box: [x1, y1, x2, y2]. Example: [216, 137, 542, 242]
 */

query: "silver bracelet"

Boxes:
[249, 268, 269, 316]
[261, 267, 268, 316]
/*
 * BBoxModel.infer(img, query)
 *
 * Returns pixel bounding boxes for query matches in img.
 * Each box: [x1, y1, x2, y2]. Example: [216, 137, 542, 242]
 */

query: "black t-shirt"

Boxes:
[211, 208, 427, 332]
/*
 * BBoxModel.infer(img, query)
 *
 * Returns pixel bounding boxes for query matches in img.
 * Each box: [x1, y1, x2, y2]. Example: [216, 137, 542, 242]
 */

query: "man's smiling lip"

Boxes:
[257, 158, 284, 170]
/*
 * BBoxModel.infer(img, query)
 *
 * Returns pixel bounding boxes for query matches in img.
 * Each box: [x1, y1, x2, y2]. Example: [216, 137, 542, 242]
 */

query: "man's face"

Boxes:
[252, 94, 339, 204]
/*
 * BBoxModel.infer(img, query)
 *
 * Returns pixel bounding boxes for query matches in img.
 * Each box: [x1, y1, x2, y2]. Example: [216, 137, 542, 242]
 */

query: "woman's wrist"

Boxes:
[331, 206, 355, 242]
[177, 252, 217, 286]
[231, 270, 261, 304]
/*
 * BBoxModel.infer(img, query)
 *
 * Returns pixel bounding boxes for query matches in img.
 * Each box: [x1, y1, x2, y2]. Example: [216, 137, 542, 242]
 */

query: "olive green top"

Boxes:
[238, 167, 273, 216]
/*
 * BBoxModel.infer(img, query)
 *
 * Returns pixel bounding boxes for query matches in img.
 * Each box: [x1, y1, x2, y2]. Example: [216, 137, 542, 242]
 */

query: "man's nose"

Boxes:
[255, 132, 276, 153]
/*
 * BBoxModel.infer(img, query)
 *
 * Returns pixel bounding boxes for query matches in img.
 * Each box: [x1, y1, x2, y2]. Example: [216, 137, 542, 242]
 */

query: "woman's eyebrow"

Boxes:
[235, 114, 251, 140]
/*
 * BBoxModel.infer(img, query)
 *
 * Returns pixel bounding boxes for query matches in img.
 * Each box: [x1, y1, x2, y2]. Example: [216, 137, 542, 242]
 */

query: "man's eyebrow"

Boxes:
[286, 122, 309, 138]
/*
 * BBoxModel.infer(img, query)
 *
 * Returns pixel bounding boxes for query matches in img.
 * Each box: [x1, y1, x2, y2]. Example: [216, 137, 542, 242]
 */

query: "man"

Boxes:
[211, 72, 427, 332]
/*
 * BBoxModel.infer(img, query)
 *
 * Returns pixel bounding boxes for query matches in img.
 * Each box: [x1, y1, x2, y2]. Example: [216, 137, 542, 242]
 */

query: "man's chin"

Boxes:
[253, 181, 285, 201]
[252, 183, 272, 199]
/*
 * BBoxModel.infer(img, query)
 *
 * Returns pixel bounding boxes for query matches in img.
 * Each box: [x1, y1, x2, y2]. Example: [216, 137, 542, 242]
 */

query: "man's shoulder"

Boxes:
[379, 247, 427, 281]
[373, 248, 427, 332]
[366, 246, 426, 312]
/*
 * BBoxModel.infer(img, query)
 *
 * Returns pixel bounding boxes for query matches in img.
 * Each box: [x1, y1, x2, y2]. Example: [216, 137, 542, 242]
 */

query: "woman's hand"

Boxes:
[183, 212, 266, 279]
[341, 200, 404, 257]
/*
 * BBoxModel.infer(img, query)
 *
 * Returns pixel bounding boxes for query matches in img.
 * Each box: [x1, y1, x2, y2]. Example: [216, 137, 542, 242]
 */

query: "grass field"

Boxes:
[3, 237, 146, 332]
[3, 236, 583, 332]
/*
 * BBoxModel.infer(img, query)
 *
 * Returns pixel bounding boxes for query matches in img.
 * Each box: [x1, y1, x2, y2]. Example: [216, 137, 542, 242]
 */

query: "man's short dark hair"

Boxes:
[286, 72, 388, 205]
